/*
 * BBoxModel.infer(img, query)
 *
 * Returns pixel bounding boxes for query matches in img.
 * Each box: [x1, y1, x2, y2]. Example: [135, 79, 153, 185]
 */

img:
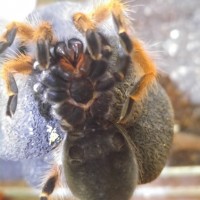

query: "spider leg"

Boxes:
[112, 13, 133, 53]
[1, 54, 33, 116]
[33, 21, 54, 69]
[130, 38, 157, 100]
[86, 30, 131, 92]
[6, 95, 18, 117]
[86, 30, 102, 60]
[36, 39, 50, 69]
[86, 30, 123, 88]
[112, 13, 157, 123]
[0, 27, 17, 53]
[40, 166, 60, 200]
[118, 41, 157, 123]
[40, 176, 58, 200]
[5, 73, 18, 117]
[1, 54, 33, 95]
[85, 30, 115, 87]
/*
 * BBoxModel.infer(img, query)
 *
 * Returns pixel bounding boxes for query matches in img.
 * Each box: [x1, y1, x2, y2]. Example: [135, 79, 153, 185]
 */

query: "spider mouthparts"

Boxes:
[68, 38, 83, 65]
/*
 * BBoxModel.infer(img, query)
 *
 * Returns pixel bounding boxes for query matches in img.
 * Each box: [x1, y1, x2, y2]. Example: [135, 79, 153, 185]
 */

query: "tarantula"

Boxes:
[0, 1, 174, 200]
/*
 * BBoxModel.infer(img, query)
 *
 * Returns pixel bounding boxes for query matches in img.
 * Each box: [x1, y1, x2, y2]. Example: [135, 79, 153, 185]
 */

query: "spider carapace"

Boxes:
[0, 1, 174, 200]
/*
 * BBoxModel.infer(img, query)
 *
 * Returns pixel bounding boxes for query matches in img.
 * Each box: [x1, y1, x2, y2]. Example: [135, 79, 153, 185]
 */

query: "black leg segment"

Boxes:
[86, 30, 102, 60]
[0, 27, 17, 54]
[6, 94, 18, 117]
[37, 39, 50, 68]
[40, 175, 58, 200]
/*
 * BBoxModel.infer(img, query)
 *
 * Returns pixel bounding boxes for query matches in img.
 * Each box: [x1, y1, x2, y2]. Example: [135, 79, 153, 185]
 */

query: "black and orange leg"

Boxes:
[118, 38, 157, 123]
[1, 54, 33, 95]
[39, 166, 60, 200]
[131, 37, 157, 100]
[1, 54, 33, 116]
[40, 176, 58, 200]
[5, 74, 18, 117]
[111, 13, 157, 123]
[33, 21, 54, 69]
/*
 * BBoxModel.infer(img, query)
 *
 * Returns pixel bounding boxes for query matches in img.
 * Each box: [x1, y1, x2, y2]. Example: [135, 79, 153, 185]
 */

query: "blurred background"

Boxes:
[0, 0, 200, 200]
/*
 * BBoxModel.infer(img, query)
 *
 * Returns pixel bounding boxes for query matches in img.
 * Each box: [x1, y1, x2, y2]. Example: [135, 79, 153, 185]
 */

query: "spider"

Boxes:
[0, 1, 174, 200]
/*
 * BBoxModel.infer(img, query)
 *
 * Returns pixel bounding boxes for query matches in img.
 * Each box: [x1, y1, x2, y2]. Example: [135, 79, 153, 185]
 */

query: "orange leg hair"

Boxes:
[73, 13, 95, 33]
[1, 54, 33, 95]
[129, 38, 157, 102]
[0, 21, 53, 44]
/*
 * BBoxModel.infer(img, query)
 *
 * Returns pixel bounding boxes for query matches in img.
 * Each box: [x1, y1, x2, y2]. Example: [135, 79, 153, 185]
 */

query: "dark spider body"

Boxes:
[0, 1, 174, 200]
[37, 36, 125, 129]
